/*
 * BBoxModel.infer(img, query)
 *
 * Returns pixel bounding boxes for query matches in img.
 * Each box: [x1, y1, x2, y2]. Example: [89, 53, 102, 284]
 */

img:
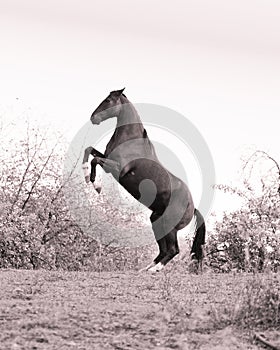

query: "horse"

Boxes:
[82, 88, 206, 272]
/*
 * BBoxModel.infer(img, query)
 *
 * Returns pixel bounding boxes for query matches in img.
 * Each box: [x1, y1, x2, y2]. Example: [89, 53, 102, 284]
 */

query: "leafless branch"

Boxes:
[243, 150, 280, 195]
[254, 332, 280, 350]
[21, 141, 58, 211]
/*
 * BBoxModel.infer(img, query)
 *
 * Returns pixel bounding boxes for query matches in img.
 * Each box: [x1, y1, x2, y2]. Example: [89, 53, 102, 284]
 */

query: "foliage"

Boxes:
[207, 150, 280, 272]
[2, 114, 280, 274]
[0, 116, 154, 271]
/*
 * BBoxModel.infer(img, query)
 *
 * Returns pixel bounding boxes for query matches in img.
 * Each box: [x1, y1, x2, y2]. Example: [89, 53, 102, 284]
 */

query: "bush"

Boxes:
[0, 116, 154, 271]
[232, 274, 280, 329]
[207, 150, 280, 272]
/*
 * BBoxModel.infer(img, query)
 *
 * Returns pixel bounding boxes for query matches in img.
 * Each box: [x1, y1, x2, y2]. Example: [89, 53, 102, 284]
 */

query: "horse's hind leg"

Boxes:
[140, 236, 167, 272]
[149, 229, 179, 272]
[190, 209, 206, 273]
[154, 237, 168, 264]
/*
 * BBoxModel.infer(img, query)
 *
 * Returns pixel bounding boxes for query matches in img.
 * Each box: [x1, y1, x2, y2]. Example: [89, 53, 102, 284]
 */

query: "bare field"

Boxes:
[0, 268, 276, 349]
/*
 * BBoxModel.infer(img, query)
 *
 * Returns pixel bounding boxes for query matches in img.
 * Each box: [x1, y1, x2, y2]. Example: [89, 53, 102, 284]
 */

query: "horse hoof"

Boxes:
[94, 185, 102, 194]
[139, 262, 156, 272]
[139, 267, 147, 273]
[148, 262, 164, 273]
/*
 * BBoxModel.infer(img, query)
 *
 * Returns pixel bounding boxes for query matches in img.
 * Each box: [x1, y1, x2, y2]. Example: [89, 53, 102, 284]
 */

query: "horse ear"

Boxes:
[111, 88, 125, 99]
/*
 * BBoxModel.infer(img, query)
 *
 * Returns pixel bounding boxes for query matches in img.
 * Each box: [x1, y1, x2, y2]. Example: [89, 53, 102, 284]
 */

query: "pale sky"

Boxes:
[1, 0, 280, 216]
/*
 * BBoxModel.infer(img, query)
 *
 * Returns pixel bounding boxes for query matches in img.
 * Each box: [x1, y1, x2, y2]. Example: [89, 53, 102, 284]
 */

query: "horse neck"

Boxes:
[116, 98, 144, 136]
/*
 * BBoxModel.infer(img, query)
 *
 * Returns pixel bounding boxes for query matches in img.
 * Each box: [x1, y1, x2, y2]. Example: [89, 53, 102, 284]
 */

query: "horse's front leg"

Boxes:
[90, 158, 102, 193]
[83, 146, 105, 163]
[82, 161, 91, 184]
[82, 147, 106, 189]
[94, 157, 121, 178]
[82, 158, 102, 193]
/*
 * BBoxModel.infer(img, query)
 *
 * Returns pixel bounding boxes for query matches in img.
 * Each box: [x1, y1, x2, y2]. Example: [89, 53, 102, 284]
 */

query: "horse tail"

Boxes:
[190, 208, 206, 261]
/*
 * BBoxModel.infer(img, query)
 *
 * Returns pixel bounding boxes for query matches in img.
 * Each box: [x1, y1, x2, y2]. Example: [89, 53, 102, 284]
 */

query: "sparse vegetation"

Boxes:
[1, 117, 280, 276]
[0, 116, 155, 271]
[207, 150, 280, 273]
[231, 274, 280, 329]
[1, 116, 280, 348]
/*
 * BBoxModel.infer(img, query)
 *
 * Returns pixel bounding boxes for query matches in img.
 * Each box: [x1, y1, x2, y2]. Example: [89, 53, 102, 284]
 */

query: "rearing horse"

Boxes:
[82, 89, 206, 272]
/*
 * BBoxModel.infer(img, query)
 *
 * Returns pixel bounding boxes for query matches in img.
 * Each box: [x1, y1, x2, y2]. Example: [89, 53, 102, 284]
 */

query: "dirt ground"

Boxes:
[0, 268, 273, 349]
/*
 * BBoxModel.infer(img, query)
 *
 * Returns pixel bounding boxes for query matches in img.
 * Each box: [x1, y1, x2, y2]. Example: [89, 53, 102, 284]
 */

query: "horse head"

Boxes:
[90, 88, 126, 125]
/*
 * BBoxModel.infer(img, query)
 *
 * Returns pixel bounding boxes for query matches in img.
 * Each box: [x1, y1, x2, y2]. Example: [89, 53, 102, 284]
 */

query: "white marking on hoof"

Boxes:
[82, 162, 90, 181]
[139, 261, 156, 272]
[148, 262, 164, 273]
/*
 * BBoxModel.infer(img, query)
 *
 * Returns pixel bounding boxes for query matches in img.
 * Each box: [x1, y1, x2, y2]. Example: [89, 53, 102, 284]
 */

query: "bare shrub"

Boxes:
[0, 115, 154, 271]
[207, 150, 280, 272]
[231, 274, 280, 329]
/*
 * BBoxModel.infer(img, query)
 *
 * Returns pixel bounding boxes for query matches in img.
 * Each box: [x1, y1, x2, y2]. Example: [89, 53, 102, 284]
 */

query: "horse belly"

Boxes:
[119, 166, 170, 210]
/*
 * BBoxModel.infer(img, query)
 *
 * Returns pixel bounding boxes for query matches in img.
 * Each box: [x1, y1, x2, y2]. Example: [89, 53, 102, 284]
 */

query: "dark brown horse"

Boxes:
[82, 89, 205, 272]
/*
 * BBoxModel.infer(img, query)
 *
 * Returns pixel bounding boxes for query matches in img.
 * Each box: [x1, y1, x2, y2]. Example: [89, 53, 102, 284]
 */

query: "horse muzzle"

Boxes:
[90, 115, 101, 125]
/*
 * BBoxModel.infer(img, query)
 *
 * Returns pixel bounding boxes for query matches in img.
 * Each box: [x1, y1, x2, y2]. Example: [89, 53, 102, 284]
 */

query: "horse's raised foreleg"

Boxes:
[92, 157, 121, 193]
[94, 157, 121, 177]
[88, 158, 101, 193]
[83, 146, 105, 165]
[83, 147, 105, 183]
[82, 147, 108, 193]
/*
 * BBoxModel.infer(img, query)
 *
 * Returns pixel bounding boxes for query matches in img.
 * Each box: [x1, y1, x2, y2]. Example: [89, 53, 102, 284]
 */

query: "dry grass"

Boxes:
[230, 273, 280, 329]
[0, 268, 277, 349]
